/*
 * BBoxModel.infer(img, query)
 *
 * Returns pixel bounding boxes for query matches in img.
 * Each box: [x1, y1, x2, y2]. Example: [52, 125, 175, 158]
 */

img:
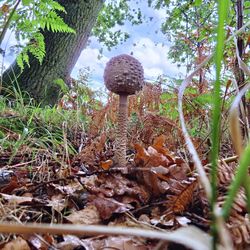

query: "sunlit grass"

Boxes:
[0, 92, 86, 162]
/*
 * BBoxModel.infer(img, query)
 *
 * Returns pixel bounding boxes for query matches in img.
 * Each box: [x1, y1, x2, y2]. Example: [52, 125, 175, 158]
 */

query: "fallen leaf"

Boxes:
[1, 176, 21, 193]
[80, 236, 149, 250]
[51, 180, 83, 195]
[92, 197, 133, 220]
[56, 235, 84, 250]
[27, 234, 53, 250]
[47, 194, 66, 213]
[3, 237, 30, 250]
[100, 159, 113, 170]
[66, 205, 101, 225]
[152, 135, 175, 162]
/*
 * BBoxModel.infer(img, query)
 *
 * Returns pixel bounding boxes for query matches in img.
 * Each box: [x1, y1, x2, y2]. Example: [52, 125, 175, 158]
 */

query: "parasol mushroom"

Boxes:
[104, 54, 144, 168]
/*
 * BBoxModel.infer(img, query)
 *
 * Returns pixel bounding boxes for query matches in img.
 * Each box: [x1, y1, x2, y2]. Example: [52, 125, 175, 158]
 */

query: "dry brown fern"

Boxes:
[166, 176, 198, 215]
[227, 210, 250, 248]
[217, 188, 249, 248]
[73, 133, 107, 168]
[201, 160, 249, 248]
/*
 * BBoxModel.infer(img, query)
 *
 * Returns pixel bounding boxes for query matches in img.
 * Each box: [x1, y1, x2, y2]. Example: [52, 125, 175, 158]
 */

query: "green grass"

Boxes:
[0, 92, 87, 163]
[210, 0, 229, 248]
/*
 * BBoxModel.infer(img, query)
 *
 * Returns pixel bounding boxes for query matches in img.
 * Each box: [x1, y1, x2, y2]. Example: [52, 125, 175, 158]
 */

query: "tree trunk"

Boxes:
[1, 0, 104, 105]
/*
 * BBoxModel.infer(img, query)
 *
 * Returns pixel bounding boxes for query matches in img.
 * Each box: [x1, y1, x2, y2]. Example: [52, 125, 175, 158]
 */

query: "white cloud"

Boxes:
[130, 37, 184, 79]
[144, 67, 163, 78]
[72, 37, 185, 87]
[0, 30, 21, 68]
[73, 48, 109, 80]
[154, 8, 167, 20]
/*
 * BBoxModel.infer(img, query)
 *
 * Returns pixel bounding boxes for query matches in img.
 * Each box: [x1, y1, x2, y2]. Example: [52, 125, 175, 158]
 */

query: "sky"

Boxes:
[72, 2, 185, 90]
[1, 1, 185, 91]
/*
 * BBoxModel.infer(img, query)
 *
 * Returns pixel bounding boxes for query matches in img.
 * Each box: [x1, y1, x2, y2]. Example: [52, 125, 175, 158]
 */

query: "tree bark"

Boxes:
[1, 0, 104, 105]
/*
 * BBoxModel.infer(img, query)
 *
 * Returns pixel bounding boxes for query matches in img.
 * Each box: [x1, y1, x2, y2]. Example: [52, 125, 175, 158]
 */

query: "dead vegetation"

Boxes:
[0, 82, 249, 250]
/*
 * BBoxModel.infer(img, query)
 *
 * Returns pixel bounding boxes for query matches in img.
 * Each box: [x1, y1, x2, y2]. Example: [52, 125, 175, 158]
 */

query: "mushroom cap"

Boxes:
[104, 54, 144, 95]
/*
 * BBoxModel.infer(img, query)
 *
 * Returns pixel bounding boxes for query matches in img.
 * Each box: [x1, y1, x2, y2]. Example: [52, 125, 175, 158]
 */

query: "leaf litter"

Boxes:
[0, 84, 249, 250]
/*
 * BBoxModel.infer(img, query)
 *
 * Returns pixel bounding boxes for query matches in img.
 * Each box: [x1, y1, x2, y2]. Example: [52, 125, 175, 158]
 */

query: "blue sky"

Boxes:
[1, 1, 185, 90]
[73, 2, 185, 89]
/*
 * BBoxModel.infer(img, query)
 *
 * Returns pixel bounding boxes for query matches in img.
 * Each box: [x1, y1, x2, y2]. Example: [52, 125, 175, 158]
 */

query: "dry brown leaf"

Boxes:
[100, 159, 113, 170]
[56, 235, 85, 250]
[134, 142, 180, 196]
[83, 173, 149, 204]
[152, 134, 175, 162]
[91, 197, 133, 220]
[66, 205, 101, 225]
[47, 194, 67, 213]
[134, 143, 150, 165]
[27, 234, 53, 250]
[1, 176, 21, 194]
[2, 237, 30, 250]
[147, 146, 169, 167]
[168, 163, 191, 180]
[75, 133, 107, 167]
[51, 180, 83, 195]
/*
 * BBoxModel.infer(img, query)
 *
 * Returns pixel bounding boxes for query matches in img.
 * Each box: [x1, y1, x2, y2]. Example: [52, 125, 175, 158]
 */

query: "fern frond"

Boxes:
[40, 0, 66, 13]
[7, 0, 75, 71]
[28, 32, 45, 64]
[167, 176, 198, 214]
[16, 32, 45, 69]
[40, 11, 75, 33]
[16, 52, 25, 70]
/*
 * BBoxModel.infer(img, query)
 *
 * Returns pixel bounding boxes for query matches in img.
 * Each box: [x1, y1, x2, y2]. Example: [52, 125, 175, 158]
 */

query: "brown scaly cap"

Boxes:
[104, 54, 144, 95]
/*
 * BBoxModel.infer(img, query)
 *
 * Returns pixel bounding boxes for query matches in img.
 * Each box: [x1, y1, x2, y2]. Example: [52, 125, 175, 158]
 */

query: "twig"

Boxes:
[4, 160, 36, 168]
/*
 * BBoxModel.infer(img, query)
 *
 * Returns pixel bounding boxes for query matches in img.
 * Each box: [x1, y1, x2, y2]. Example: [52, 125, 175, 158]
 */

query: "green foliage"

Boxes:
[194, 0, 202, 6]
[0, 0, 75, 70]
[17, 32, 45, 70]
[161, 0, 217, 69]
[158, 75, 213, 138]
[0, 92, 86, 160]
[93, 0, 143, 50]
[53, 78, 69, 95]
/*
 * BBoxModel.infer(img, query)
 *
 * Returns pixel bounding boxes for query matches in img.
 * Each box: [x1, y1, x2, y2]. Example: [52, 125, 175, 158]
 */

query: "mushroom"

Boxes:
[104, 54, 144, 168]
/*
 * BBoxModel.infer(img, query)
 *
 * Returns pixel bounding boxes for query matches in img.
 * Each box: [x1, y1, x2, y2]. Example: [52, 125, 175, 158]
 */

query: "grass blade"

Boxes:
[211, 0, 229, 248]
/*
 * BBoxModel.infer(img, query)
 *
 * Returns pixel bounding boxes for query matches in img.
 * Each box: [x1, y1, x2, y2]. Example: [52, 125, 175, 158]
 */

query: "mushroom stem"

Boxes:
[116, 94, 128, 167]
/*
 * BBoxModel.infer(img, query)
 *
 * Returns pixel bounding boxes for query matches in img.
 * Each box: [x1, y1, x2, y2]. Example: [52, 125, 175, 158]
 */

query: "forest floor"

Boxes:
[0, 87, 249, 250]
